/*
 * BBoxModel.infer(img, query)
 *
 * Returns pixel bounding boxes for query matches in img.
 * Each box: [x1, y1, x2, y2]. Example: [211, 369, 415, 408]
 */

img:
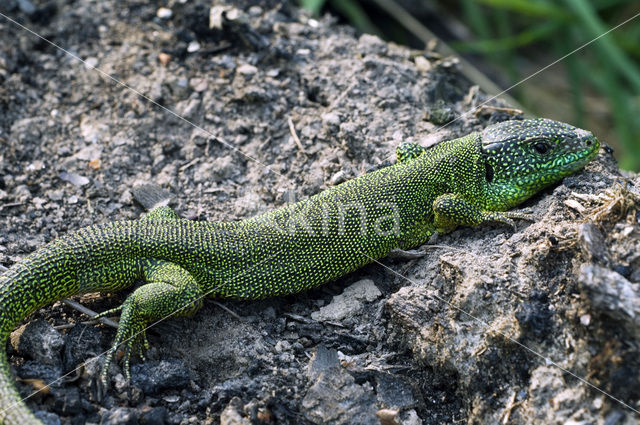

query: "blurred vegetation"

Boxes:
[300, 0, 640, 171]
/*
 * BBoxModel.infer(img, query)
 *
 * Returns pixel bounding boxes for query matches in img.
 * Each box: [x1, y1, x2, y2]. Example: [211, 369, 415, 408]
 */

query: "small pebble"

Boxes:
[580, 314, 591, 326]
[376, 409, 400, 425]
[247, 6, 263, 16]
[84, 57, 98, 70]
[59, 171, 90, 186]
[593, 396, 603, 409]
[18, 0, 36, 15]
[187, 41, 201, 53]
[158, 53, 171, 66]
[26, 160, 45, 172]
[275, 340, 291, 353]
[321, 112, 340, 127]
[330, 170, 347, 185]
[48, 190, 64, 201]
[414, 56, 431, 72]
[88, 158, 101, 170]
[237, 64, 258, 75]
[113, 373, 128, 393]
[101, 407, 139, 425]
[163, 395, 180, 403]
[33, 411, 60, 425]
[156, 7, 172, 19]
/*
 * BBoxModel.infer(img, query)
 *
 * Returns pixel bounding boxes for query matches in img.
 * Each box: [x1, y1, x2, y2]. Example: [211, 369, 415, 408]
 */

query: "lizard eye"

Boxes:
[533, 142, 550, 155]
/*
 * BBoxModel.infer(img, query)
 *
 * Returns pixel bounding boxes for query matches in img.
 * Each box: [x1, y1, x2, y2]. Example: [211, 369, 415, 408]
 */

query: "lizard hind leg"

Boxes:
[141, 205, 180, 221]
[96, 260, 204, 387]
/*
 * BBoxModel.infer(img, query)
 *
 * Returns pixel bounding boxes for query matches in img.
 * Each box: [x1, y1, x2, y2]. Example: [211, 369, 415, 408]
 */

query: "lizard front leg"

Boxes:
[432, 193, 532, 234]
[96, 260, 204, 386]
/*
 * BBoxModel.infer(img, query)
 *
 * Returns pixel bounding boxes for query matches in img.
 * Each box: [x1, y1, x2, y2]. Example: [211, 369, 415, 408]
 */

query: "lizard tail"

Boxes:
[0, 245, 82, 425]
[0, 352, 40, 425]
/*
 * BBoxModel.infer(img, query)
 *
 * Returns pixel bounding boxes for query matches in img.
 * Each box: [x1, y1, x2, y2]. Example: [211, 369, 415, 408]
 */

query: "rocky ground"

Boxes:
[1, 0, 639, 424]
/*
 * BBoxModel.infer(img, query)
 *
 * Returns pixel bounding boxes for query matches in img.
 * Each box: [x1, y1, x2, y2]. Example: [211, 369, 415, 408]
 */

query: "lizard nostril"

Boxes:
[585, 139, 592, 146]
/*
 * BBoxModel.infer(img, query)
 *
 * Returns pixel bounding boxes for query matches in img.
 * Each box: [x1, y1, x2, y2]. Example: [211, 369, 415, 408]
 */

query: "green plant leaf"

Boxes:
[329, 0, 382, 36]
[452, 21, 560, 52]
[563, 0, 640, 93]
[300, 0, 326, 15]
[475, 0, 571, 19]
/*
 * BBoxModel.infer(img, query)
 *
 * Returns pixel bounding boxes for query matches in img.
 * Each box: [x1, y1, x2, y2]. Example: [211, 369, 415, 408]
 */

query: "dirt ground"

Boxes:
[1, 1, 639, 424]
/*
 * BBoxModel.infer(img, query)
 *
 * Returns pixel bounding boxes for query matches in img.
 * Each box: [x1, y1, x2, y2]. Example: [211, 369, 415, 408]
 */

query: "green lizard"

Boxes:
[0, 118, 599, 424]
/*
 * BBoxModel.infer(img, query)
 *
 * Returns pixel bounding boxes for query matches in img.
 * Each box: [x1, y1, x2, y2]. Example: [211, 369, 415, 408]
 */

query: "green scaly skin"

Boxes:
[0, 119, 599, 424]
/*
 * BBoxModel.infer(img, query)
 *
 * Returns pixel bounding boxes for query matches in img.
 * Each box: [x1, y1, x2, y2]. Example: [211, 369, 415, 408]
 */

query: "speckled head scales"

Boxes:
[481, 118, 596, 148]
[481, 118, 598, 177]
[478, 118, 599, 207]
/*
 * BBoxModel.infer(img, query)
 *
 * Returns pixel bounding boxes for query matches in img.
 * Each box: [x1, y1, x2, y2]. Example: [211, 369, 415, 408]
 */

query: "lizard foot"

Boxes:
[483, 210, 535, 230]
[94, 261, 204, 389]
[95, 299, 150, 387]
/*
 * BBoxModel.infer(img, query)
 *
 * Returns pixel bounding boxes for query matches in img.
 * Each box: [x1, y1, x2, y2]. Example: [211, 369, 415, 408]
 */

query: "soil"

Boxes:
[1, 1, 639, 424]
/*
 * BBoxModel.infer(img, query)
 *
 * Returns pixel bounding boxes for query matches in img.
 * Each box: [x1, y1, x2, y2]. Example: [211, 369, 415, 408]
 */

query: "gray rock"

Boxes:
[62, 324, 105, 373]
[52, 386, 83, 415]
[357, 34, 388, 56]
[311, 279, 381, 322]
[140, 406, 167, 425]
[375, 373, 415, 410]
[12, 319, 64, 365]
[9, 117, 45, 145]
[603, 409, 626, 425]
[101, 407, 139, 425]
[302, 346, 378, 425]
[17, 0, 36, 14]
[400, 410, 423, 425]
[302, 368, 378, 425]
[321, 111, 341, 127]
[16, 361, 62, 386]
[193, 156, 235, 183]
[307, 345, 339, 380]
[578, 222, 609, 265]
[236, 64, 258, 76]
[220, 397, 250, 425]
[131, 184, 173, 211]
[131, 360, 191, 395]
[59, 171, 90, 187]
[34, 410, 61, 425]
[580, 264, 640, 338]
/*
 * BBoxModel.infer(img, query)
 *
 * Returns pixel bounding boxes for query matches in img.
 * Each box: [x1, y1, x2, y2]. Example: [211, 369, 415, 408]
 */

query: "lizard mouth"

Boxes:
[565, 140, 600, 170]
[531, 142, 599, 182]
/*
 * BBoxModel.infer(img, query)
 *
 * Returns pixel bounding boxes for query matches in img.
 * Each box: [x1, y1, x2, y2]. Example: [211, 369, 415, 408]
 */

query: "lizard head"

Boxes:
[480, 118, 599, 209]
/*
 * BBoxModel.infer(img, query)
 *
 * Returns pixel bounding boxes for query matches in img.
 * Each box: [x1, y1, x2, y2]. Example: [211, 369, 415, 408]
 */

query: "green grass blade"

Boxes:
[562, 0, 640, 93]
[452, 21, 560, 53]
[329, 0, 382, 36]
[300, 0, 327, 15]
[476, 0, 571, 19]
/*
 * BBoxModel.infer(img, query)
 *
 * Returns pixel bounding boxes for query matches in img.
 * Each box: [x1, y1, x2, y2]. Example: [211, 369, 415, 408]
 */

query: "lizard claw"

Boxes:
[94, 305, 123, 320]
[483, 210, 534, 229]
[99, 299, 150, 387]
[505, 209, 535, 222]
